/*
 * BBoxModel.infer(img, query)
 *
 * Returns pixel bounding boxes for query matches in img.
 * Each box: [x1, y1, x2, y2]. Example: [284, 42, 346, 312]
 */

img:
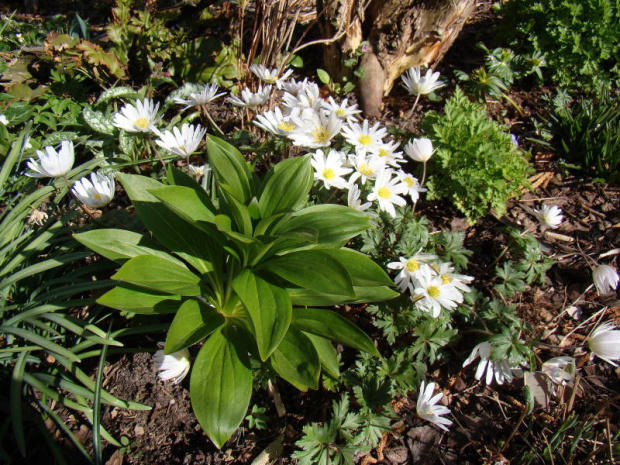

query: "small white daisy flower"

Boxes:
[311, 149, 352, 190]
[113, 99, 161, 133]
[282, 83, 322, 112]
[588, 321, 620, 366]
[174, 83, 226, 108]
[288, 110, 342, 148]
[533, 204, 563, 229]
[387, 251, 437, 292]
[156, 124, 207, 158]
[72, 171, 115, 208]
[321, 97, 362, 124]
[416, 380, 453, 432]
[279, 77, 310, 96]
[348, 152, 385, 185]
[153, 345, 191, 384]
[366, 168, 408, 218]
[592, 264, 619, 295]
[188, 164, 206, 180]
[413, 266, 464, 317]
[401, 66, 445, 96]
[433, 262, 473, 293]
[347, 183, 373, 213]
[26, 141, 75, 178]
[395, 169, 426, 203]
[254, 107, 298, 136]
[249, 64, 293, 87]
[227, 85, 272, 108]
[370, 140, 404, 167]
[341, 120, 387, 155]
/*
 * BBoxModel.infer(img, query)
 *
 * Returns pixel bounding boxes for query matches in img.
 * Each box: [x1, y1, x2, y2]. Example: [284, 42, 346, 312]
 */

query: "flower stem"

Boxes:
[406, 93, 422, 118]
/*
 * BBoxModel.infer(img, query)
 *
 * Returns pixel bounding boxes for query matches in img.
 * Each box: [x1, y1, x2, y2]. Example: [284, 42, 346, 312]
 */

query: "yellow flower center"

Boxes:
[359, 164, 373, 177]
[404, 176, 415, 187]
[428, 286, 441, 298]
[277, 121, 295, 131]
[377, 186, 391, 199]
[336, 108, 346, 117]
[441, 275, 451, 284]
[378, 148, 388, 157]
[323, 168, 335, 180]
[406, 259, 419, 272]
[134, 117, 150, 129]
[94, 193, 102, 200]
[358, 134, 372, 146]
[313, 126, 330, 144]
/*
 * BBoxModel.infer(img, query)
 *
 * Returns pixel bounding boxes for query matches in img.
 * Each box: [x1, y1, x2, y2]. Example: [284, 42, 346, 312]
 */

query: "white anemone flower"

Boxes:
[433, 262, 473, 293]
[592, 264, 619, 295]
[282, 83, 322, 112]
[395, 170, 426, 203]
[253, 107, 297, 136]
[588, 321, 620, 366]
[249, 64, 293, 87]
[311, 149, 352, 190]
[321, 97, 362, 124]
[188, 164, 206, 180]
[541, 356, 575, 385]
[401, 66, 445, 96]
[371, 140, 404, 167]
[367, 168, 408, 218]
[341, 120, 387, 155]
[533, 204, 563, 229]
[227, 85, 272, 108]
[404, 137, 434, 162]
[463, 341, 521, 385]
[174, 83, 226, 108]
[416, 381, 452, 432]
[72, 171, 115, 208]
[279, 77, 310, 96]
[387, 252, 437, 292]
[0, 114, 8, 125]
[347, 183, 373, 213]
[348, 152, 385, 185]
[153, 346, 191, 384]
[288, 110, 342, 148]
[26, 141, 75, 178]
[413, 266, 464, 317]
[156, 124, 207, 158]
[113, 99, 161, 133]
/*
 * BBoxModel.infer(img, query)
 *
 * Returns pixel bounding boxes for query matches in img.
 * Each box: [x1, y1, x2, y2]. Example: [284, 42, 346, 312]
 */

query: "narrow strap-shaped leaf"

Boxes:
[190, 325, 253, 448]
[93, 321, 111, 465]
[10, 351, 28, 457]
[0, 122, 31, 188]
[0, 252, 91, 290]
[1, 326, 81, 362]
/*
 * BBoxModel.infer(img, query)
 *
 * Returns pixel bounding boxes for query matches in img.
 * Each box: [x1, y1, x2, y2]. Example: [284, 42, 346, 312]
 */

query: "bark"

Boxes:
[317, 0, 476, 116]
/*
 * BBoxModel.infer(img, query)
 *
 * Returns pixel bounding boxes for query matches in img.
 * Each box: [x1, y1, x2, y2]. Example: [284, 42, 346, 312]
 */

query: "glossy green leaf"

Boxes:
[258, 250, 354, 297]
[165, 299, 225, 354]
[73, 229, 182, 265]
[219, 186, 253, 235]
[97, 284, 182, 314]
[320, 249, 394, 287]
[288, 285, 399, 306]
[304, 332, 340, 379]
[292, 307, 380, 357]
[117, 173, 215, 274]
[232, 269, 291, 361]
[270, 204, 370, 247]
[258, 154, 313, 217]
[190, 326, 252, 449]
[148, 185, 216, 223]
[207, 136, 254, 203]
[270, 326, 320, 391]
[112, 255, 201, 296]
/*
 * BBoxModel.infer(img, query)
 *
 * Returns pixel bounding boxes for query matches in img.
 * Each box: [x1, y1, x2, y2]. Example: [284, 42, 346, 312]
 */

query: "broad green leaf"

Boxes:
[207, 136, 254, 203]
[258, 250, 354, 297]
[148, 185, 216, 224]
[287, 285, 399, 306]
[292, 307, 380, 357]
[232, 270, 291, 361]
[96, 86, 140, 105]
[304, 332, 340, 379]
[320, 249, 394, 287]
[258, 154, 313, 217]
[73, 229, 182, 265]
[270, 204, 370, 248]
[166, 165, 216, 210]
[190, 326, 252, 449]
[220, 186, 253, 235]
[97, 284, 182, 314]
[112, 255, 201, 296]
[165, 299, 225, 354]
[117, 173, 216, 274]
[270, 326, 320, 391]
[82, 106, 115, 135]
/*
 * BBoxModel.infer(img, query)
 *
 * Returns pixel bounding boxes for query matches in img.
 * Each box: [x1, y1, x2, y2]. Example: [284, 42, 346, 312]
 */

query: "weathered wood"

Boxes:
[317, 0, 476, 116]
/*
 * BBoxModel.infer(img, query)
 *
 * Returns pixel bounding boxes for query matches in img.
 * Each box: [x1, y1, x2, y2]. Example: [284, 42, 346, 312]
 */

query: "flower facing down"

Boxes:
[593, 264, 619, 295]
[26, 141, 75, 178]
[588, 321, 620, 366]
[462, 341, 521, 385]
[227, 85, 272, 108]
[401, 66, 445, 96]
[533, 204, 563, 229]
[153, 346, 191, 384]
[416, 381, 452, 432]
[541, 356, 575, 385]
[404, 137, 434, 162]
[156, 123, 207, 158]
[113, 99, 161, 133]
[72, 171, 115, 208]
